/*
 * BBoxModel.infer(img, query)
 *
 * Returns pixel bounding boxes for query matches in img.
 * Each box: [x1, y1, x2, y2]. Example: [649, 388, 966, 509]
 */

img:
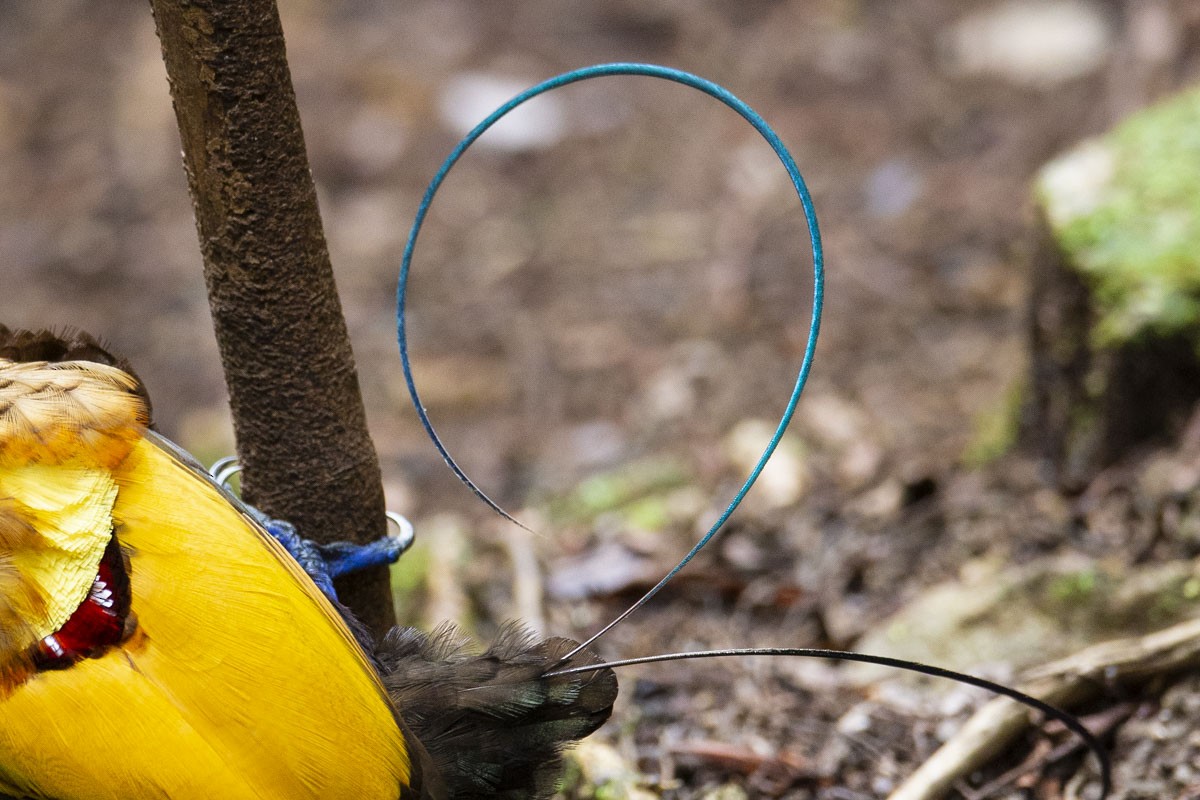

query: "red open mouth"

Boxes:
[33, 538, 131, 670]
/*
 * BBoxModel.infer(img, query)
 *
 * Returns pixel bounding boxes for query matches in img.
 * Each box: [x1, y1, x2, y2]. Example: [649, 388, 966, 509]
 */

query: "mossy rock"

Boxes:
[1037, 88, 1200, 345]
[855, 556, 1200, 676]
[1027, 86, 1200, 485]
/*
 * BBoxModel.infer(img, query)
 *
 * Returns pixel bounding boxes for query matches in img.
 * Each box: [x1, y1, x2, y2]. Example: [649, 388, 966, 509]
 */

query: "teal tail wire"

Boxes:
[396, 61, 824, 622]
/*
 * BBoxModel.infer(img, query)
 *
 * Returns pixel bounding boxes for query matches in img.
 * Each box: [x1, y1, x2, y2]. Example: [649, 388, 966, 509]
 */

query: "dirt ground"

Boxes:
[3, 1, 1200, 798]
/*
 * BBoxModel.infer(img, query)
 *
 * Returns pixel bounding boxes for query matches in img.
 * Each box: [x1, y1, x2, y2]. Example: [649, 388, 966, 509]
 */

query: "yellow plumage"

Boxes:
[0, 358, 410, 799]
[3, 463, 116, 643]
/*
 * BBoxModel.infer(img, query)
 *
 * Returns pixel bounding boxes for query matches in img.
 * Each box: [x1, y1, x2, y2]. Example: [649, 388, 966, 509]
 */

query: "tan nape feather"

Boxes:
[0, 493, 52, 661]
[0, 360, 147, 468]
[0, 475, 48, 688]
[0, 556, 43, 691]
[0, 326, 153, 418]
[0, 497, 40, 550]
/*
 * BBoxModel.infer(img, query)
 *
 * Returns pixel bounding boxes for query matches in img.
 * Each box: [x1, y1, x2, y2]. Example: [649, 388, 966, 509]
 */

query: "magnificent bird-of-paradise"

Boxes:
[0, 328, 616, 800]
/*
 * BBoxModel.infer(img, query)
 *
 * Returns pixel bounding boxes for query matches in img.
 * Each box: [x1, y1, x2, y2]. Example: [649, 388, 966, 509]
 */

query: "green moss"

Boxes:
[1145, 574, 1200, 625]
[1044, 568, 1099, 605]
[1035, 563, 1200, 634]
[621, 495, 672, 532]
[389, 541, 431, 621]
[552, 457, 691, 524]
[558, 742, 650, 800]
[555, 756, 585, 797]
[962, 378, 1025, 466]
[592, 780, 632, 800]
[1037, 87, 1200, 346]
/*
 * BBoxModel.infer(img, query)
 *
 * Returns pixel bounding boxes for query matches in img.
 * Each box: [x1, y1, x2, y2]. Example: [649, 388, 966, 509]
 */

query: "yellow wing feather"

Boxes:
[0, 359, 410, 799]
[2, 464, 116, 641]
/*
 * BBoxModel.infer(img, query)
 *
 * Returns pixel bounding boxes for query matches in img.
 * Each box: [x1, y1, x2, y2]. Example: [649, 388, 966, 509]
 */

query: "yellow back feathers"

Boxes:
[0, 358, 411, 799]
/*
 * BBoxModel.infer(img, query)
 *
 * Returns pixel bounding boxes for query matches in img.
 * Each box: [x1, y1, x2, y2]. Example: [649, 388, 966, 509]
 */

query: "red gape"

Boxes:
[34, 539, 131, 669]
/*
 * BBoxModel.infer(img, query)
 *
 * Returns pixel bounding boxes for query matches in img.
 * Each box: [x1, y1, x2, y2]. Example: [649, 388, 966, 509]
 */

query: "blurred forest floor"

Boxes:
[3, 1, 1200, 798]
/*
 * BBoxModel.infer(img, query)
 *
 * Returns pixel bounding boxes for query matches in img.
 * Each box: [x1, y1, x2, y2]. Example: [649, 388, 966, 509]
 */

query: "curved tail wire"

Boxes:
[545, 646, 1112, 798]
[396, 63, 824, 655]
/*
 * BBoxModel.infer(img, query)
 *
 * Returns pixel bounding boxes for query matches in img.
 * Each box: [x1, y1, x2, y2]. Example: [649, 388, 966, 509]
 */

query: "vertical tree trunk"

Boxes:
[148, 0, 396, 634]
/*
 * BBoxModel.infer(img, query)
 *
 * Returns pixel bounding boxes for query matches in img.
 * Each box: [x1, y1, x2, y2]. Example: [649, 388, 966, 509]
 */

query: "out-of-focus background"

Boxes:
[4, 1, 1200, 797]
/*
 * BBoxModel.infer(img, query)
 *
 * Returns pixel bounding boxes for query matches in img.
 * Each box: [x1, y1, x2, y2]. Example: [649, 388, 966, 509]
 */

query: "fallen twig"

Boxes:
[502, 526, 545, 636]
[888, 615, 1200, 800]
[956, 703, 1137, 800]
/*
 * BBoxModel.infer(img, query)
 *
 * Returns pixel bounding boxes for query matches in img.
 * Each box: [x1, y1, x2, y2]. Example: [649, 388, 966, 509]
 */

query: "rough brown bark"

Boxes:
[1023, 210, 1095, 486]
[148, 0, 395, 634]
[890, 615, 1200, 800]
[1023, 211, 1200, 490]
